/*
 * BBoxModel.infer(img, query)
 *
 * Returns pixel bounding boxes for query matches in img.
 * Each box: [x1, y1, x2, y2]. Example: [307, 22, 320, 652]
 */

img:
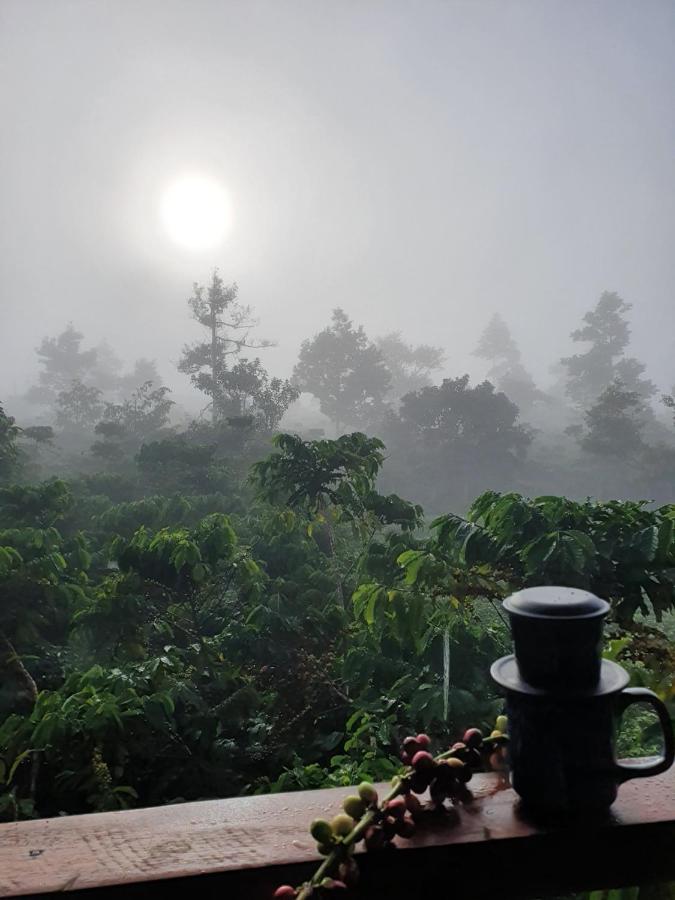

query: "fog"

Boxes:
[2, 0, 674, 394]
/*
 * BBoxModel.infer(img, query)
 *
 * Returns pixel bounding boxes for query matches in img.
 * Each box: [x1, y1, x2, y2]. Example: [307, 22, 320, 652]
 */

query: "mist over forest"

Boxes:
[1, 0, 675, 844]
[4, 282, 675, 513]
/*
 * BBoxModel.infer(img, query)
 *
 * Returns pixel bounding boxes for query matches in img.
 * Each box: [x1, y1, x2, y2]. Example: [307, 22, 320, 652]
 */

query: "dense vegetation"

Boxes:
[1, 278, 674, 821]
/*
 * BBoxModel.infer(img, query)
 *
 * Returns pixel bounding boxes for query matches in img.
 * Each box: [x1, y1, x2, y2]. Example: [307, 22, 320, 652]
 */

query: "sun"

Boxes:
[160, 174, 233, 251]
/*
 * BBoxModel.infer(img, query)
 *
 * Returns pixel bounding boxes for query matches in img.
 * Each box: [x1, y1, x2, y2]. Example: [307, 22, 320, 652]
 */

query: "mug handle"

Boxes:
[614, 687, 675, 782]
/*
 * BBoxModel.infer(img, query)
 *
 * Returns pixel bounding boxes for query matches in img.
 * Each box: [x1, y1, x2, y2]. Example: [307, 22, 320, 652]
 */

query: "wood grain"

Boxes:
[1, 766, 674, 898]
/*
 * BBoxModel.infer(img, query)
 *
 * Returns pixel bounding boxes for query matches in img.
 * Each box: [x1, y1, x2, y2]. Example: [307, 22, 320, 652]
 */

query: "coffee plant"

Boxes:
[0, 433, 673, 823]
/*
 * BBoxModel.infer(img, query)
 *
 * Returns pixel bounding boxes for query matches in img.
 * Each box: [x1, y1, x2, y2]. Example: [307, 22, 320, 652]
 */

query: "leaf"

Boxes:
[397, 550, 428, 585]
[192, 562, 207, 583]
[8, 750, 32, 782]
[656, 517, 674, 564]
[522, 534, 556, 575]
[360, 586, 384, 625]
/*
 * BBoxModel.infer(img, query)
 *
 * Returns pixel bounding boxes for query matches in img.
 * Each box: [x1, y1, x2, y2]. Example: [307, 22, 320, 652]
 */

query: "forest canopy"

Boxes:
[1, 280, 674, 821]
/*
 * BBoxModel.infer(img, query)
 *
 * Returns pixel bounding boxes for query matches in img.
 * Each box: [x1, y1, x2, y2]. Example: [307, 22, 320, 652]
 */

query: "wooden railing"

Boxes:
[1, 763, 675, 899]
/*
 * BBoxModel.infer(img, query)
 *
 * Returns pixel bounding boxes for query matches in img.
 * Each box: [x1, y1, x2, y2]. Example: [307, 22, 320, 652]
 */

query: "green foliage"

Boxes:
[0, 431, 673, 824]
[432, 491, 675, 623]
[136, 436, 233, 494]
[251, 431, 386, 517]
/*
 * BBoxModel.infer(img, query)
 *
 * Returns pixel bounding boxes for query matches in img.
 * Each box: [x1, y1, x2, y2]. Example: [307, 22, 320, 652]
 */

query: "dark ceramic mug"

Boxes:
[500, 671, 675, 815]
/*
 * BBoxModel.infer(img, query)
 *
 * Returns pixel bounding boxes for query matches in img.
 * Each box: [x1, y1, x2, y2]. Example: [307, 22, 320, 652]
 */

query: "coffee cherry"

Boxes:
[433, 759, 455, 781]
[449, 741, 470, 762]
[273, 887, 296, 898]
[384, 795, 406, 817]
[381, 815, 398, 839]
[495, 715, 508, 734]
[405, 793, 423, 819]
[489, 729, 502, 739]
[338, 858, 359, 887]
[415, 733, 431, 748]
[396, 813, 417, 838]
[320, 878, 348, 890]
[342, 795, 366, 819]
[409, 771, 430, 793]
[364, 826, 386, 850]
[318, 842, 334, 856]
[463, 727, 483, 748]
[411, 750, 435, 770]
[357, 782, 378, 805]
[331, 813, 355, 837]
[457, 764, 473, 784]
[310, 819, 334, 844]
[467, 747, 482, 768]
[403, 735, 420, 752]
[445, 756, 465, 769]
[489, 751, 502, 770]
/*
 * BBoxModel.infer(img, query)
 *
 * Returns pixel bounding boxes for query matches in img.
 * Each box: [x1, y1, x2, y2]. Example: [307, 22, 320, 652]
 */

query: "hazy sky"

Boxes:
[1, 0, 674, 405]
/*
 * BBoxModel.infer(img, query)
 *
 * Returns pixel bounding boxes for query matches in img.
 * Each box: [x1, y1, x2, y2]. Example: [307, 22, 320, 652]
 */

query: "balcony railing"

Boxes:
[1, 762, 675, 899]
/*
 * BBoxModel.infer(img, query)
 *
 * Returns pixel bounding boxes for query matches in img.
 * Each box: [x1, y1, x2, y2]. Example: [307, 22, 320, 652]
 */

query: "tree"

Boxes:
[178, 271, 270, 422]
[100, 382, 174, 442]
[250, 432, 421, 591]
[576, 380, 645, 459]
[251, 432, 386, 518]
[430, 490, 675, 623]
[27, 324, 98, 404]
[21, 426, 54, 445]
[474, 314, 540, 412]
[663, 390, 675, 428]
[561, 292, 655, 408]
[136, 437, 231, 494]
[0, 481, 81, 719]
[216, 359, 299, 432]
[294, 309, 391, 434]
[375, 332, 444, 404]
[398, 376, 531, 453]
[91, 341, 123, 393]
[117, 358, 163, 397]
[91, 383, 174, 468]
[55, 380, 103, 430]
[382, 375, 532, 511]
[0, 404, 21, 483]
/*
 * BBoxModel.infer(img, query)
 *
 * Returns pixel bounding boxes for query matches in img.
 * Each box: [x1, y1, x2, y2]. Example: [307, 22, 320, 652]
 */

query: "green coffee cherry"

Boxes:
[357, 782, 378, 805]
[331, 813, 355, 836]
[310, 818, 334, 844]
[342, 795, 366, 819]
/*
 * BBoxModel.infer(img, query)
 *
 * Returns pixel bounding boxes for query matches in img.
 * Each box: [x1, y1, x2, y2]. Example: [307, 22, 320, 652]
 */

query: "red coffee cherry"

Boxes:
[463, 727, 483, 748]
[411, 750, 435, 770]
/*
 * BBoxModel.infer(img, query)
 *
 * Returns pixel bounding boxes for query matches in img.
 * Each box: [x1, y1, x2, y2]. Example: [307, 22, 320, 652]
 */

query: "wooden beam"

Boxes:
[1, 765, 674, 899]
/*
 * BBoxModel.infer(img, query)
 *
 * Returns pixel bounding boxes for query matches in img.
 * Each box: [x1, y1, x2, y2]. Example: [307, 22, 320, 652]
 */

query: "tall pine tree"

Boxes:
[561, 292, 655, 408]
